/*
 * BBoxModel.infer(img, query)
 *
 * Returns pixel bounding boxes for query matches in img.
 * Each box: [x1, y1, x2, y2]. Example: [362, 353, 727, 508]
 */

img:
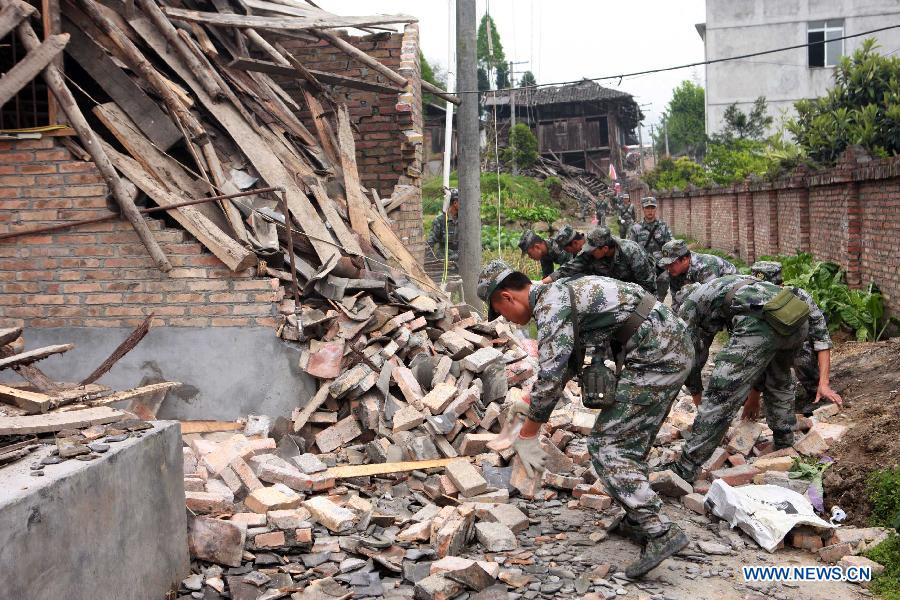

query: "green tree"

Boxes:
[477, 14, 506, 89]
[477, 68, 491, 92]
[420, 53, 445, 106]
[655, 80, 706, 160]
[788, 39, 900, 165]
[502, 123, 539, 169]
[495, 62, 510, 89]
[717, 97, 773, 141]
[519, 70, 537, 87]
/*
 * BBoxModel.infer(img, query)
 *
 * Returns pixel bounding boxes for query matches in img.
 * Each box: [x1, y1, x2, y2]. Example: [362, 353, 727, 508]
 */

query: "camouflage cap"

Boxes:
[582, 226, 615, 253]
[619, 192, 630, 200]
[641, 196, 658, 208]
[477, 259, 516, 320]
[449, 188, 459, 201]
[518, 229, 543, 254]
[553, 224, 577, 248]
[657, 239, 690, 266]
[751, 260, 783, 284]
[674, 282, 700, 308]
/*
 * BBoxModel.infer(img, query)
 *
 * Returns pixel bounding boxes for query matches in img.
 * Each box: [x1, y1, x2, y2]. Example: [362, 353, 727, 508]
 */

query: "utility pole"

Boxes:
[664, 120, 670, 157]
[637, 124, 644, 175]
[456, 0, 481, 306]
[508, 60, 517, 175]
[441, 1, 455, 205]
[649, 123, 658, 164]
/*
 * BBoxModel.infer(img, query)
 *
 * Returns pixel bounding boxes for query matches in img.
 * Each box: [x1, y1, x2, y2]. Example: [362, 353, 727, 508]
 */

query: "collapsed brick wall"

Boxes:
[277, 24, 425, 263]
[0, 137, 280, 330]
[651, 149, 900, 314]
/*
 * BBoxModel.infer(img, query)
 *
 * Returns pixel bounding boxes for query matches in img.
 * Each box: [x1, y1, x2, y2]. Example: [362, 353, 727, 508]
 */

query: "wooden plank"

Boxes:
[0, 344, 73, 370]
[80, 313, 152, 385]
[227, 58, 404, 95]
[85, 381, 181, 407]
[0, 0, 36, 39]
[0, 384, 52, 414]
[0, 33, 68, 108]
[0, 327, 22, 347]
[335, 106, 371, 246]
[292, 385, 329, 432]
[311, 27, 407, 87]
[160, 7, 416, 31]
[103, 143, 257, 272]
[367, 207, 442, 294]
[325, 457, 465, 479]
[62, 20, 181, 150]
[131, 17, 339, 266]
[308, 181, 363, 257]
[0, 406, 125, 435]
[301, 88, 340, 174]
[180, 420, 243, 434]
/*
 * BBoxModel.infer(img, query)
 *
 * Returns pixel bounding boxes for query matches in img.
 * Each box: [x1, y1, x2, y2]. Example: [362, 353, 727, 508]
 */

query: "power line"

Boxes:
[457, 23, 900, 94]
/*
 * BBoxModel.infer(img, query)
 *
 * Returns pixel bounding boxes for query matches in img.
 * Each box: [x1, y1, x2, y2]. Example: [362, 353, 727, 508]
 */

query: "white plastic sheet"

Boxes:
[704, 479, 835, 552]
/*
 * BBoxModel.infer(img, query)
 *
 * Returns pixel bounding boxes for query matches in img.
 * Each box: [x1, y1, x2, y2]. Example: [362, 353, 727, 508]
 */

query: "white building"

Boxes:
[698, 0, 900, 136]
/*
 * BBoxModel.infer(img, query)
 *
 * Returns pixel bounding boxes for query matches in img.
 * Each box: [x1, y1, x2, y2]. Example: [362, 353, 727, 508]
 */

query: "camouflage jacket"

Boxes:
[677, 275, 832, 353]
[670, 253, 738, 311]
[548, 239, 656, 293]
[617, 204, 637, 226]
[627, 218, 673, 255]
[540, 242, 572, 278]
[528, 277, 652, 422]
[426, 211, 458, 260]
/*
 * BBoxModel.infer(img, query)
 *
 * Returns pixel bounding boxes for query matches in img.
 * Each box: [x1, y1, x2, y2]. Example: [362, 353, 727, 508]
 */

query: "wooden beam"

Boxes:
[11, 15, 172, 272]
[291, 385, 329, 432]
[325, 457, 465, 479]
[0, 0, 35, 39]
[0, 384, 52, 414]
[161, 6, 416, 31]
[0, 33, 68, 106]
[0, 327, 22, 346]
[227, 58, 404, 95]
[0, 406, 124, 435]
[310, 28, 407, 87]
[422, 80, 461, 106]
[62, 19, 181, 150]
[0, 344, 73, 370]
[180, 420, 243, 434]
[80, 313, 152, 385]
[85, 381, 181, 407]
[367, 206, 441, 294]
[103, 144, 257, 272]
[335, 105, 371, 246]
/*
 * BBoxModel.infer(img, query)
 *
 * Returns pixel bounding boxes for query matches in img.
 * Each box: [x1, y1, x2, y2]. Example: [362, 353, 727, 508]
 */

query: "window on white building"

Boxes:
[808, 20, 844, 68]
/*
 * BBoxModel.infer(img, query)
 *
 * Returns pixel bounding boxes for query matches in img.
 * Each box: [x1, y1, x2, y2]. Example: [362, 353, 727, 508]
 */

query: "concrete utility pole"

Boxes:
[508, 61, 517, 175]
[664, 120, 670, 157]
[637, 124, 644, 175]
[456, 0, 481, 306]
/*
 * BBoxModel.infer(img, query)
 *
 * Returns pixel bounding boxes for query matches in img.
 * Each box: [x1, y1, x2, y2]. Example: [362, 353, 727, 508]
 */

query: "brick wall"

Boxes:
[0, 138, 280, 330]
[277, 24, 425, 263]
[653, 148, 900, 314]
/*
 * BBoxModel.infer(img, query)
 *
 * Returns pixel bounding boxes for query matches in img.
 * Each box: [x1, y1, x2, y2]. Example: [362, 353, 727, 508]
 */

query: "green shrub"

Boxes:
[642, 156, 710, 191]
[868, 467, 900, 529]
[704, 139, 774, 184]
[865, 534, 900, 599]
[502, 124, 539, 169]
[481, 225, 519, 250]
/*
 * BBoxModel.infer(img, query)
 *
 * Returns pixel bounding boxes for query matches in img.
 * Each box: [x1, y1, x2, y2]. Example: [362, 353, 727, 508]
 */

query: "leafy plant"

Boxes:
[643, 156, 710, 190]
[715, 96, 773, 141]
[505, 204, 560, 224]
[866, 534, 900, 600]
[868, 467, 900, 529]
[703, 138, 773, 185]
[481, 225, 519, 250]
[502, 124, 539, 169]
[655, 80, 706, 161]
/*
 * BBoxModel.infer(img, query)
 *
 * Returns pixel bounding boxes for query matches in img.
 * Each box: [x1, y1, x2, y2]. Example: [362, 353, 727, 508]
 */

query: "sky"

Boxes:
[316, 0, 708, 142]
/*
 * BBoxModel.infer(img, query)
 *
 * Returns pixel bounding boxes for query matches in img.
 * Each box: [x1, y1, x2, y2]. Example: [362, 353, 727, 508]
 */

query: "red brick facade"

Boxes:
[647, 149, 900, 314]
[276, 24, 425, 262]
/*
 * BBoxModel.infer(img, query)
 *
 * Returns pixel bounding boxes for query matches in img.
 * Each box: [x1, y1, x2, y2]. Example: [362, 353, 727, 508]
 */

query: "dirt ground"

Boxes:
[823, 337, 900, 526]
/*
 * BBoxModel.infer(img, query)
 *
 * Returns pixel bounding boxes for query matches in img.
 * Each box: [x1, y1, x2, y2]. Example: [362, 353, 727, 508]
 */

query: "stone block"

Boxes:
[254, 530, 286, 548]
[839, 555, 885, 576]
[474, 522, 518, 551]
[188, 516, 245, 567]
[244, 486, 302, 513]
[414, 574, 463, 600]
[257, 462, 314, 492]
[700, 447, 729, 478]
[445, 459, 488, 498]
[509, 456, 541, 499]
[726, 421, 764, 455]
[710, 464, 760, 487]
[268, 508, 311, 530]
[304, 496, 357, 533]
[752, 455, 795, 472]
[443, 385, 480, 419]
[230, 457, 263, 492]
[794, 430, 829, 456]
[432, 508, 474, 558]
[393, 404, 425, 432]
[809, 422, 848, 445]
[649, 470, 693, 497]
[315, 416, 363, 453]
[788, 528, 824, 551]
[812, 404, 840, 420]
[397, 520, 433, 542]
[475, 503, 529, 533]
[819, 542, 854, 563]
[542, 471, 581, 490]
[230, 512, 266, 528]
[393, 366, 425, 407]
[293, 453, 328, 474]
[437, 330, 474, 357]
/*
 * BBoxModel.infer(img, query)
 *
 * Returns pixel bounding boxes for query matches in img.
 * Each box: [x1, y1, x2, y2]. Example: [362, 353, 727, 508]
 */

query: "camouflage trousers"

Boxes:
[655, 269, 670, 302]
[685, 332, 715, 396]
[587, 304, 694, 537]
[676, 317, 808, 481]
[793, 342, 821, 414]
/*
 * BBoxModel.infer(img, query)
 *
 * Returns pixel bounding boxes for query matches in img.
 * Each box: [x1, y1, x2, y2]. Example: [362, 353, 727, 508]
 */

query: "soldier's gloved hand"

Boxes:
[512, 433, 547, 478]
[506, 393, 531, 425]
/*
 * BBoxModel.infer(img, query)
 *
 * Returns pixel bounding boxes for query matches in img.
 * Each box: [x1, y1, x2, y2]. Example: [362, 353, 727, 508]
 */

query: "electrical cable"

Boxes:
[456, 23, 900, 95]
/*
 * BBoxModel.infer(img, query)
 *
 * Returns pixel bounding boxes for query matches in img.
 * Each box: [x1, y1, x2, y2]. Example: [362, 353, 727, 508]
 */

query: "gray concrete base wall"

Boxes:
[0, 421, 188, 600]
[10, 327, 315, 421]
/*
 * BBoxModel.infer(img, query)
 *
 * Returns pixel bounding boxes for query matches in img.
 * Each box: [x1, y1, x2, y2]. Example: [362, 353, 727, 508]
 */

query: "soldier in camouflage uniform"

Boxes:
[657, 240, 738, 405]
[575, 190, 595, 221]
[551, 225, 586, 257]
[426, 189, 459, 262]
[628, 197, 673, 301]
[617, 193, 637, 238]
[518, 230, 572, 278]
[595, 192, 611, 224]
[743, 261, 842, 417]
[478, 259, 693, 578]
[545, 226, 657, 294]
[670, 274, 835, 482]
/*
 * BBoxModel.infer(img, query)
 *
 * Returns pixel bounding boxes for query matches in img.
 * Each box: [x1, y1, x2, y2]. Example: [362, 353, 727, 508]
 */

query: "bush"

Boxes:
[866, 534, 900, 599]
[481, 225, 520, 250]
[643, 156, 710, 191]
[868, 467, 900, 529]
[703, 139, 774, 184]
[502, 124, 539, 169]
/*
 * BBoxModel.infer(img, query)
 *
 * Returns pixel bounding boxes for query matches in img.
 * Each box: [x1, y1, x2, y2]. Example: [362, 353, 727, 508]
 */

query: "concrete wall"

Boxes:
[11, 327, 315, 420]
[703, 0, 900, 135]
[0, 422, 188, 600]
[644, 149, 900, 315]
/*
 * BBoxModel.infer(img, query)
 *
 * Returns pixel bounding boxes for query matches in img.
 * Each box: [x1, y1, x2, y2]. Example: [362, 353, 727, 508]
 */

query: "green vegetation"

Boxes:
[502, 123, 539, 170]
[480, 225, 520, 250]
[477, 14, 508, 90]
[864, 468, 900, 599]
[519, 70, 537, 87]
[420, 53, 446, 107]
[655, 80, 706, 161]
[642, 156, 710, 191]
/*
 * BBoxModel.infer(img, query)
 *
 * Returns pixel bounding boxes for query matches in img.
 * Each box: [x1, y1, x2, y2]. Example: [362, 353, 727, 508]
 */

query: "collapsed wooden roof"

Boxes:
[0, 0, 457, 294]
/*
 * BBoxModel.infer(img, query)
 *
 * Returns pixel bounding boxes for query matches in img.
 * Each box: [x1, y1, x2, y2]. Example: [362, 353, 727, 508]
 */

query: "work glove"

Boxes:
[512, 433, 547, 478]
[506, 394, 531, 425]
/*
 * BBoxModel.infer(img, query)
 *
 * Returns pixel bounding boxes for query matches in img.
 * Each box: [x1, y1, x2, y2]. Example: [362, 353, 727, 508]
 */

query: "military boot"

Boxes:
[615, 517, 648, 544]
[624, 524, 689, 579]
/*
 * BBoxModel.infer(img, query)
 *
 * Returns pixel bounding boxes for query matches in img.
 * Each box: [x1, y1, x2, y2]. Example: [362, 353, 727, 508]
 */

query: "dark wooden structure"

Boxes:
[484, 79, 642, 177]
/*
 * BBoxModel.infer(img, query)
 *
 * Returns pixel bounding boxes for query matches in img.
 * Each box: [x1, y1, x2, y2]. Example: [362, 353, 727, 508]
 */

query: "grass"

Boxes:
[866, 534, 900, 599]
[862, 467, 900, 599]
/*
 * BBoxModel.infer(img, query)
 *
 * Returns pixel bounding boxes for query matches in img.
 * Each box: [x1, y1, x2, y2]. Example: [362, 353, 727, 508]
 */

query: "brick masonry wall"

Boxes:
[277, 25, 425, 263]
[689, 193, 710, 247]
[0, 138, 280, 330]
[653, 149, 900, 314]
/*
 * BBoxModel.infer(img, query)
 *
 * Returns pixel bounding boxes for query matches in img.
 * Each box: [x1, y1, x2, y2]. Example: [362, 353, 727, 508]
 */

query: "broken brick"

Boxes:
[304, 496, 357, 533]
[185, 491, 234, 515]
[188, 516, 245, 567]
[422, 382, 457, 413]
[244, 486, 302, 514]
[711, 464, 761, 487]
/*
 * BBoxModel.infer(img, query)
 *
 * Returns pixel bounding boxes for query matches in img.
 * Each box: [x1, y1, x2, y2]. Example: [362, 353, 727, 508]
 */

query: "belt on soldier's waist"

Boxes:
[614, 293, 656, 345]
